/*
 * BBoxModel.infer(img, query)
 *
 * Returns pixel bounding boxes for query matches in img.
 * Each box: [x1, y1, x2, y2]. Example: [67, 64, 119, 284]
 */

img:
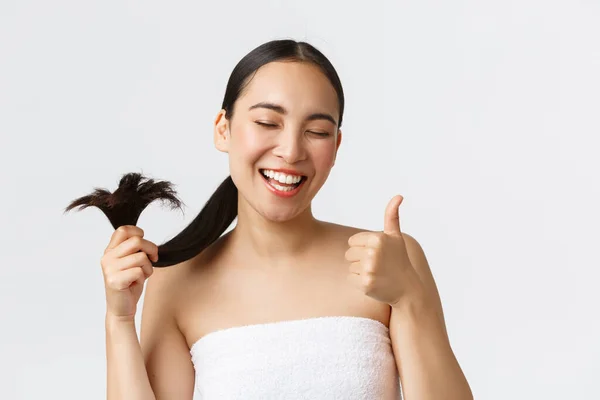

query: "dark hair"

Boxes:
[64, 39, 345, 268]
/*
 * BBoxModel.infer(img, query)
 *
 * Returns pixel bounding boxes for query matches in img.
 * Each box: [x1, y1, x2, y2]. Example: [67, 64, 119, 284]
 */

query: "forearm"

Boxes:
[390, 296, 473, 400]
[105, 314, 156, 400]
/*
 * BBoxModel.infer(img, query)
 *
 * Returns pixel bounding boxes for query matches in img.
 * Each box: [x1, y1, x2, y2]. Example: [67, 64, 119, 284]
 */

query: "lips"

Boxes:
[258, 169, 307, 198]
[259, 168, 306, 180]
[259, 169, 306, 185]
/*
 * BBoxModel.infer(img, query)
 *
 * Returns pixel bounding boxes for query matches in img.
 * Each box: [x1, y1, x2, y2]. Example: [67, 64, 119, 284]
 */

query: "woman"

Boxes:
[66, 39, 473, 399]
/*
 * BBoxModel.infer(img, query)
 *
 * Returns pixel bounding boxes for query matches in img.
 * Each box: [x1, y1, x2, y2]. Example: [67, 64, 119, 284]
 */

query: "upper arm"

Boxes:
[140, 266, 195, 400]
[402, 233, 448, 336]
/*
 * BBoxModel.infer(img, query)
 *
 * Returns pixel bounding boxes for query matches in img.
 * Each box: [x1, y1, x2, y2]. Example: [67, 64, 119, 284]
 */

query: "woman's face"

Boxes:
[214, 61, 342, 222]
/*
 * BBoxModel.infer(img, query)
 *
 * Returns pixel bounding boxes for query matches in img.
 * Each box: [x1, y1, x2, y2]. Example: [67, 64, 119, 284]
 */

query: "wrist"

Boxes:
[390, 271, 430, 311]
[105, 312, 136, 326]
[390, 289, 447, 339]
[391, 291, 430, 314]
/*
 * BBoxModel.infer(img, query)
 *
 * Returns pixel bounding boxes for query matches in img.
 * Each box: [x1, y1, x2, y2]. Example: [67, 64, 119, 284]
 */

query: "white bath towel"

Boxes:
[189, 315, 403, 399]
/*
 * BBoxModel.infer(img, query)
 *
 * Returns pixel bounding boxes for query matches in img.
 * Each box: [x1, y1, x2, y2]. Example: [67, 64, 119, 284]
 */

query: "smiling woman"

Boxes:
[64, 39, 472, 400]
[65, 41, 345, 268]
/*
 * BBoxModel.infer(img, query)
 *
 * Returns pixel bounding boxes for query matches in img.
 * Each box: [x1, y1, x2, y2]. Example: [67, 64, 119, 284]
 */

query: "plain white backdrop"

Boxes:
[1, 0, 598, 399]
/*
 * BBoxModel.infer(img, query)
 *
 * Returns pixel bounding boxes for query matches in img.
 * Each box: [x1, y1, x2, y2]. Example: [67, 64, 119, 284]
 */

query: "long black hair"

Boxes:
[64, 39, 345, 268]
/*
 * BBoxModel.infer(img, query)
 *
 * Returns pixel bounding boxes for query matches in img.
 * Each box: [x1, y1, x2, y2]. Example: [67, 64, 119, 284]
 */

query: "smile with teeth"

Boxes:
[260, 169, 306, 192]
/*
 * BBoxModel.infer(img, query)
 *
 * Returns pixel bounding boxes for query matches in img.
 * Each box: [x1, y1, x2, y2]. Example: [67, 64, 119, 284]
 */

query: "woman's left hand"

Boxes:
[345, 195, 423, 307]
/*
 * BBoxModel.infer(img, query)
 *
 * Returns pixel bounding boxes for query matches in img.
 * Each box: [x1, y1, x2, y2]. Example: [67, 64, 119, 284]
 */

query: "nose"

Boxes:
[272, 127, 307, 164]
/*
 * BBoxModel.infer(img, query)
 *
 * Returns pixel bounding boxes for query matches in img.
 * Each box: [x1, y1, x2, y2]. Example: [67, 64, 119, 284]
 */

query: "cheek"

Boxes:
[311, 141, 338, 169]
[231, 126, 267, 162]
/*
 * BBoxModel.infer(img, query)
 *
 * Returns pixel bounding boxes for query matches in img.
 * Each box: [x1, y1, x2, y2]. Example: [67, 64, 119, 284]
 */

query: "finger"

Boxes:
[348, 231, 373, 247]
[105, 225, 144, 253]
[383, 195, 403, 236]
[112, 252, 154, 278]
[345, 246, 366, 262]
[112, 236, 159, 262]
[106, 267, 145, 291]
[348, 261, 363, 275]
[132, 273, 146, 290]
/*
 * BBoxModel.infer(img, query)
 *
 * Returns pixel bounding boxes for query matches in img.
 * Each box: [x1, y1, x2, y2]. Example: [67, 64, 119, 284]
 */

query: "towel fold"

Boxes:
[190, 315, 402, 399]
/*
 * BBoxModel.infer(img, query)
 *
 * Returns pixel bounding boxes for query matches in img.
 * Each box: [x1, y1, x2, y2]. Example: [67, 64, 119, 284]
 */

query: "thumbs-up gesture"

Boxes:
[345, 195, 423, 307]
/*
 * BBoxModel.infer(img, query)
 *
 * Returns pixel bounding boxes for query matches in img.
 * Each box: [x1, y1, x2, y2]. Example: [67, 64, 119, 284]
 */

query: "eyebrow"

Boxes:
[248, 101, 337, 126]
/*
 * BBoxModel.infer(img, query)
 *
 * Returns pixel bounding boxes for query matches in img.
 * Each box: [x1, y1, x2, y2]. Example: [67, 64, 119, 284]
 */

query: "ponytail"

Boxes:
[64, 172, 238, 268]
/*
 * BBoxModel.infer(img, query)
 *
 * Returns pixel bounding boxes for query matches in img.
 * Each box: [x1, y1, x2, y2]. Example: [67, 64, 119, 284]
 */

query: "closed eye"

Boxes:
[307, 131, 331, 137]
[255, 121, 278, 128]
[255, 121, 330, 137]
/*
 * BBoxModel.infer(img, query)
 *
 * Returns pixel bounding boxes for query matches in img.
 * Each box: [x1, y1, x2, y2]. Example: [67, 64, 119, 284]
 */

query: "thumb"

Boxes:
[383, 195, 404, 236]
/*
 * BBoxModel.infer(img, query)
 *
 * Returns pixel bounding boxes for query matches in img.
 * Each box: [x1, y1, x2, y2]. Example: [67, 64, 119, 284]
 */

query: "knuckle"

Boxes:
[372, 234, 384, 246]
[136, 268, 146, 280]
[100, 255, 111, 270]
[363, 275, 375, 288]
[141, 260, 151, 272]
[117, 225, 143, 237]
[106, 274, 118, 288]
[131, 235, 143, 247]
[132, 252, 146, 264]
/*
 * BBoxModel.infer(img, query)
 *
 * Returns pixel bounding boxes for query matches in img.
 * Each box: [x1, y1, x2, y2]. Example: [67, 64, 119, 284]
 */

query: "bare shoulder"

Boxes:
[324, 221, 439, 300]
[321, 220, 422, 255]
[139, 255, 202, 398]
[137, 235, 234, 398]
[141, 248, 207, 334]
[322, 222, 427, 272]
[318, 221, 393, 323]
[155, 229, 232, 282]
[393, 232, 449, 334]
[324, 222, 445, 325]
[143, 254, 201, 319]
[319, 220, 371, 242]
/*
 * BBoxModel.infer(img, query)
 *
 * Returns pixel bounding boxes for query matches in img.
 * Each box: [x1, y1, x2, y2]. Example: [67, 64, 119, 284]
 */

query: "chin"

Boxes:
[263, 211, 298, 223]
[259, 206, 304, 223]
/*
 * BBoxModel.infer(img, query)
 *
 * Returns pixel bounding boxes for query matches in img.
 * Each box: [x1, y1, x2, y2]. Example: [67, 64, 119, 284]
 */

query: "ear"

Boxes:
[213, 109, 230, 153]
[332, 129, 342, 166]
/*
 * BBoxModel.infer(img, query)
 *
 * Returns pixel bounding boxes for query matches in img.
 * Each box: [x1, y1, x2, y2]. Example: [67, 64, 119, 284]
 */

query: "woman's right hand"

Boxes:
[101, 225, 159, 321]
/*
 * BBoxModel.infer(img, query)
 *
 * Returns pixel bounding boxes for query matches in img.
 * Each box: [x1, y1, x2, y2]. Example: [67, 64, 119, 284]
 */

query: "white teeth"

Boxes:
[271, 182, 295, 191]
[261, 169, 303, 184]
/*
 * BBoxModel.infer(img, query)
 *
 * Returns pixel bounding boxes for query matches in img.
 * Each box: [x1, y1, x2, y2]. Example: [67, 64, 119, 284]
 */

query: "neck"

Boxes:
[229, 195, 324, 265]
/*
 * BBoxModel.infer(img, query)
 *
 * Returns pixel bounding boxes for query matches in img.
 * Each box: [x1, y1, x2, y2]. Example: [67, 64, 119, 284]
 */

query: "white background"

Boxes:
[1, 1, 598, 399]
